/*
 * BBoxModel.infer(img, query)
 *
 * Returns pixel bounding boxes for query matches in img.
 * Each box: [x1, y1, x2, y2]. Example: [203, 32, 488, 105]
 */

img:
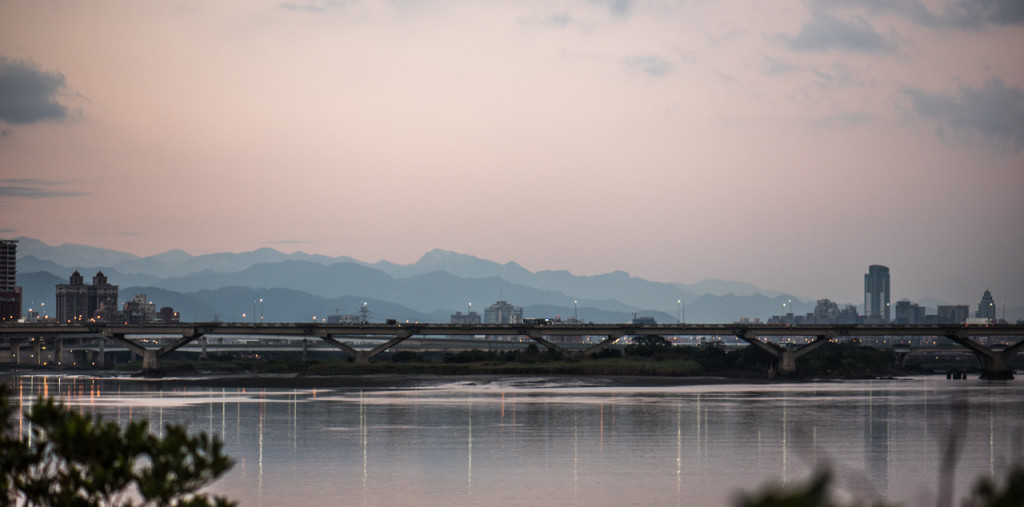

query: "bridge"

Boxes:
[2, 323, 1023, 379]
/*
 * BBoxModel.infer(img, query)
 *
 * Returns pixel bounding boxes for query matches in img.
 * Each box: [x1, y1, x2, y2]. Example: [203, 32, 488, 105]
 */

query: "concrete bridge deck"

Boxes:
[2, 322, 1022, 378]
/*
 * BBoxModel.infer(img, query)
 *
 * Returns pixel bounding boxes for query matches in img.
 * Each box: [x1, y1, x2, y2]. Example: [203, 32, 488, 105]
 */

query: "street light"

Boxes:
[574, 300, 578, 321]
[677, 300, 681, 324]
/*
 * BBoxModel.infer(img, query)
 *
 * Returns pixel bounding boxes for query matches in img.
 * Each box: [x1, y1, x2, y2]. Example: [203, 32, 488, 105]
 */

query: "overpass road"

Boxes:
[2, 322, 1022, 378]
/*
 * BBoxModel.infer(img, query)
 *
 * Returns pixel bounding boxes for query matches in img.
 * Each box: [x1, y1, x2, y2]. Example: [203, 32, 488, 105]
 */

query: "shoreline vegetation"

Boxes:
[2, 340, 993, 388]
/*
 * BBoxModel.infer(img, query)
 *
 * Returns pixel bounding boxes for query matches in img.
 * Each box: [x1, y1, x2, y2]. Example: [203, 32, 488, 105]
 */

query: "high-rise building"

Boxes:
[157, 306, 180, 323]
[864, 265, 890, 322]
[484, 300, 523, 324]
[0, 240, 21, 321]
[56, 271, 119, 323]
[450, 311, 481, 325]
[837, 304, 860, 324]
[812, 299, 839, 324]
[894, 300, 926, 324]
[936, 305, 970, 324]
[976, 290, 996, 320]
[123, 294, 157, 324]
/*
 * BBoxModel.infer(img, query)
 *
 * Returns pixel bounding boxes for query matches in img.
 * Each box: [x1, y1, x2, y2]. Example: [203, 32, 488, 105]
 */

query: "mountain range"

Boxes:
[9, 237, 892, 323]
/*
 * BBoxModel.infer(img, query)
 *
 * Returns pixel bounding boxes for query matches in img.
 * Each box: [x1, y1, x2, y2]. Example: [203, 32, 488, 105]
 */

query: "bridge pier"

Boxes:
[977, 353, 1013, 380]
[103, 331, 159, 371]
[96, 338, 106, 368]
[778, 350, 798, 375]
[893, 348, 910, 369]
[736, 330, 833, 377]
[142, 349, 161, 371]
[943, 332, 1022, 380]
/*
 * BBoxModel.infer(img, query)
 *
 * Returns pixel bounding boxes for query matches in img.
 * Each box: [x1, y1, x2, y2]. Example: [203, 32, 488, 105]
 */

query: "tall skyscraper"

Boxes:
[864, 265, 890, 322]
[0, 240, 21, 321]
[976, 290, 996, 320]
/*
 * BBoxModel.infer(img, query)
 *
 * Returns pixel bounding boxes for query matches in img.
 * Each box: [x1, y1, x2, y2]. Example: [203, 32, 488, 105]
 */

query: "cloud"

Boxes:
[806, 0, 1024, 29]
[546, 13, 571, 27]
[0, 228, 15, 234]
[623, 56, 671, 77]
[808, 0, 934, 21]
[0, 57, 68, 124]
[0, 179, 90, 199]
[972, 0, 1024, 25]
[763, 57, 798, 75]
[816, 111, 872, 126]
[931, 0, 1024, 28]
[904, 78, 1024, 152]
[811, 62, 869, 88]
[591, 0, 631, 18]
[779, 11, 894, 52]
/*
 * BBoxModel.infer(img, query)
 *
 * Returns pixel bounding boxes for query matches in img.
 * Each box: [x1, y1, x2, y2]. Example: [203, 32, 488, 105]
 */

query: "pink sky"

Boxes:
[2, 0, 1023, 307]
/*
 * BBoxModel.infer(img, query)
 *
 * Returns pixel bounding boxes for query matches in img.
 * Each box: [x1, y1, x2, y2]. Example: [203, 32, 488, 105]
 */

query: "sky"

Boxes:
[1, 0, 1023, 308]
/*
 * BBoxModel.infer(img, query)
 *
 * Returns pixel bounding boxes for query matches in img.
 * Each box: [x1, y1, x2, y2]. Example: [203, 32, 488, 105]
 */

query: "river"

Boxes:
[3, 374, 1022, 506]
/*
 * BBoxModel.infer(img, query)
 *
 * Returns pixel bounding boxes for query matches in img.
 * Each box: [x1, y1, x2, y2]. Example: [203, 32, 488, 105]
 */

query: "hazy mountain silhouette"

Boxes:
[181, 287, 430, 323]
[682, 278, 782, 297]
[14, 237, 139, 267]
[13, 237, 825, 323]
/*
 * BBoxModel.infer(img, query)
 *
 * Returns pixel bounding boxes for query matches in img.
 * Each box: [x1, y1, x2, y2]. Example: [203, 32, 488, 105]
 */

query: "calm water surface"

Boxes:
[4, 375, 1023, 506]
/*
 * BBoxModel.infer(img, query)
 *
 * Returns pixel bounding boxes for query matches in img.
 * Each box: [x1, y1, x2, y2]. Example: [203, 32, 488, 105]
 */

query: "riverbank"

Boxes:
[171, 372, 786, 389]
[0, 365, 917, 391]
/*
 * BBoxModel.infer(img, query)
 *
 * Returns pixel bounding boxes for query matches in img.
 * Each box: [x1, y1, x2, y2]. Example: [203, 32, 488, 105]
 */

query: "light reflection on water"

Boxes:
[2, 374, 1023, 506]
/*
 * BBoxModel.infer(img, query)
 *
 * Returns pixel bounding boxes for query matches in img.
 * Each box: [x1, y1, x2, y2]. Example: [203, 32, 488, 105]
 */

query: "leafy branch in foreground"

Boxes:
[737, 468, 1024, 507]
[0, 386, 235, 506]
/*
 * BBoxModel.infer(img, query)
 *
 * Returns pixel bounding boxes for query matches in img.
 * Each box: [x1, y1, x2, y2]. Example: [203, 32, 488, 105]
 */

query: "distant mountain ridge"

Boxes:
[13, 237, 839, 323]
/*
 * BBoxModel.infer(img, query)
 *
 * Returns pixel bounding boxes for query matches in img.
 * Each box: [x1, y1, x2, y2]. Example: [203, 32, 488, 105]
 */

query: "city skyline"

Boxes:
[8, 235, 1018, 318]
[1, 1, 1022, 308]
